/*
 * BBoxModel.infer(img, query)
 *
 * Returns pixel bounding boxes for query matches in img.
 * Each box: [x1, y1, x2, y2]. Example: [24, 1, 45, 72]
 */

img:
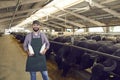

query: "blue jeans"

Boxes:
[30, 71, 49, 80]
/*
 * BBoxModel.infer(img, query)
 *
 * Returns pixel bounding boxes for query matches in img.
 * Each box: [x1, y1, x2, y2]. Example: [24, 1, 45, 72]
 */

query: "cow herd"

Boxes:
[46, 36, 120, 80]
[11, 32, 120, 80]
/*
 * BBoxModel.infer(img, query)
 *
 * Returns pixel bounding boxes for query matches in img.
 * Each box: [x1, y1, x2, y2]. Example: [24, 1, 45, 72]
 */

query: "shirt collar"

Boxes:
[33, 31, 41, 36]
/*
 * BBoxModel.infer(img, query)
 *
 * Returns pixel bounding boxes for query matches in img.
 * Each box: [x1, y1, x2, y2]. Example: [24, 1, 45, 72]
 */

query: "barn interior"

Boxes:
[0, 0, 120, 80]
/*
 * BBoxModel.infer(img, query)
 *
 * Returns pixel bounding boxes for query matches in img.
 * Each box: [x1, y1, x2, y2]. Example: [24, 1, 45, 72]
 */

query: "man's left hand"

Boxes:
[40, 49, 47, 55]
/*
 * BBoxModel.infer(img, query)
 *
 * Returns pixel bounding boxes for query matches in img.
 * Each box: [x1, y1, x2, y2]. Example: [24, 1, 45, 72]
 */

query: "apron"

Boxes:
[26, 33, 47, 72]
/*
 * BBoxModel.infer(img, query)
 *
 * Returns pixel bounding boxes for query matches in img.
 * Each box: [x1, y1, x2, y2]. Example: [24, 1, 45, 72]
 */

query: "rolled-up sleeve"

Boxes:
[42, 33, 50, 49]
[23, 34, 29, 51]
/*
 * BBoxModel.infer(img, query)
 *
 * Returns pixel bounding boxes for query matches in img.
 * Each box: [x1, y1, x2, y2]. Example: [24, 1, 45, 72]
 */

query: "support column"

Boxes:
[72, 27, 75, 35]
[71, 26, 75, 44]
[62, 28, 66, 32]
[50, 28, 52, 34]
[84, 28, 89, 32]
[103, 27, 110, 33]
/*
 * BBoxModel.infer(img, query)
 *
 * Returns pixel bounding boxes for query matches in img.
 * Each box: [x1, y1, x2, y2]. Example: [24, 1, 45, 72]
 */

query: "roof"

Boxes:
[0, 0, 120, 30]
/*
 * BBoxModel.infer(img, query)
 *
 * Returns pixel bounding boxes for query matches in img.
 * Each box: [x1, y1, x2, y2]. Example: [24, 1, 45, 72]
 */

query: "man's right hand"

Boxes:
[28, 52, 34, 56]
[27, 50, 34, 56]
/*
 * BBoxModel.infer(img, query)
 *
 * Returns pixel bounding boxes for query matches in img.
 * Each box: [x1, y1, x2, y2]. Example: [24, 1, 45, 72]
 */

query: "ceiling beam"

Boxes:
[50, 15, 86, 28]
[0, 0, 48, 17]
[9, 0, 21, 28]
[0, 19, 24, 28]
[0, 0, 45, 9]
[26, 0, 48, 17]
[49, 21, 71, 28]
[42, 23, 60, 29]
[101, 0, 118, 4]
[48, 21, 67, 28]
[0, 15, 27, 22]
[53, 0, 119, 20]
[40, 24, 54, 29]
[55, 6, 106, 26]
[31, 0, 48, 9]
[41, 22, 62, 29]
[93, 1, 120, 18]
[13, 0, 85, 27]
[0, 8, 40, 18]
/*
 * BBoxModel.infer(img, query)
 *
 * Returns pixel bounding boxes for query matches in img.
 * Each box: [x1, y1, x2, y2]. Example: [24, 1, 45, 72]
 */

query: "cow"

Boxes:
[46, 36, 71, 59]
[90, 44, 120, 80]
[58, 40, 115, 77]
[56, 40, 101, 76]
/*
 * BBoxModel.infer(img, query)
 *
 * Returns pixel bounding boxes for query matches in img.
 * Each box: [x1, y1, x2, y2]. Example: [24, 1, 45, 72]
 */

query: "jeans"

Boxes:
[30, 71, 49, 80]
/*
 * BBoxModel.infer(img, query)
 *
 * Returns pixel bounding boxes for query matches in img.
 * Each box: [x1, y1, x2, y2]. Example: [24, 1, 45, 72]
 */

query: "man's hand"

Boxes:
[40, 49, 47, 55]
[27, 50, 34, 56]
[28, 52, 34, 56]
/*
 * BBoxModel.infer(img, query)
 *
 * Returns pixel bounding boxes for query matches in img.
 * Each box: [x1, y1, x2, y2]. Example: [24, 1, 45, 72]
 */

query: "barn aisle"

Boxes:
[0, 35, 87, 80]
[0, 35, 43, 80]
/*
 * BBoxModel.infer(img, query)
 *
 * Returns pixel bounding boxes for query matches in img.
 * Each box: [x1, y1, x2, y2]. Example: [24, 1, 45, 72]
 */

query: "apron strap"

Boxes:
[31, 32, 41, 39]
[31, 32, 33, 39]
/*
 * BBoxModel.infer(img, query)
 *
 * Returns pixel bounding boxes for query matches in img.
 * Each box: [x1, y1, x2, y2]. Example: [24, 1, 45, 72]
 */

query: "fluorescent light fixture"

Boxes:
[76, 29, 84, 32]
[25, 30, 31, 33]
[85, 0, 94, 6]
[30, 15, 39, 20]
[13, 0, 85, 28]
[113, 26, 120, 32]
[52, 29, 55, 32]
[33, 12, 45, 18]
[89, 27, 104, 32]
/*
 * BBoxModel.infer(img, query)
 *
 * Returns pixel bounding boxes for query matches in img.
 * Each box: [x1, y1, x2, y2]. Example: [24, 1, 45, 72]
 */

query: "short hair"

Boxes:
[32, 20, 40, 25]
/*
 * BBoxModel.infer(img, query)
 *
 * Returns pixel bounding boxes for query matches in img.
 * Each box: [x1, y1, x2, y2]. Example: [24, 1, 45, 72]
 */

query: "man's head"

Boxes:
[32, 20, 40, 32]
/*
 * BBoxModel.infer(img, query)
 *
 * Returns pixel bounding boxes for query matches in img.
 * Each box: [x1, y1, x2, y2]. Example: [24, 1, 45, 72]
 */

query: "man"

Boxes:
[23, 20, 50, 80]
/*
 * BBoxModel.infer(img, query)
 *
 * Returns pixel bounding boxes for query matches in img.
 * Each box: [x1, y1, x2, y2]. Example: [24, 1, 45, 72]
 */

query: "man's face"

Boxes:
[32, 24, 40, 32]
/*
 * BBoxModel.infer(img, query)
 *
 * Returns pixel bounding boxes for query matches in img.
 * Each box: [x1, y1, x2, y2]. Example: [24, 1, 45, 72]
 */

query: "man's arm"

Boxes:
[23, 34, 34, 56]
[23, 34, 29, 52]
[42, 33, 50, 50]
[41, 33, 50, 54]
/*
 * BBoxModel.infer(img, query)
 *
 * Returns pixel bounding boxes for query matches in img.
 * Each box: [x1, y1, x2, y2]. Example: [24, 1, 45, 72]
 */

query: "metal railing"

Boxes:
[50, 41, 120, 61]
